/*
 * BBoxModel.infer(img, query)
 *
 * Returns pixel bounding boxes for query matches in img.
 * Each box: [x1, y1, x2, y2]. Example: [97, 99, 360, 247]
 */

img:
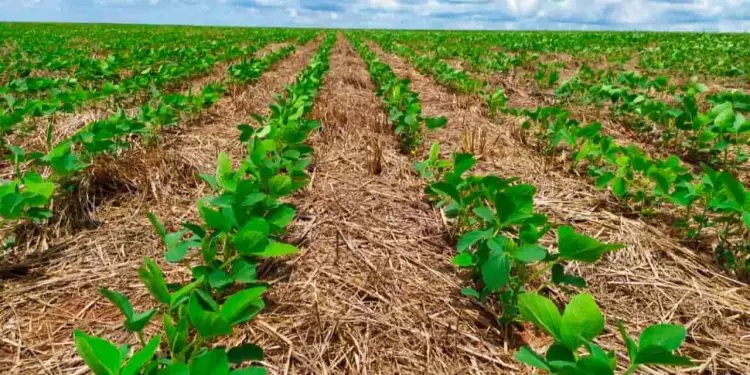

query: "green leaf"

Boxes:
[191, 349, 231, 375]
[616, 321, 638, 362]
[138, 257, 171, 305]
[482, 252, 510, 292]
[164, 314, 189, 355]
[169, 276, 205, 309]
[221, 286, 268, 326]
[425, 116, 447, 129]
[268, 174, 293, 197]
[512, 244, 547, 263]
[231, 258, 257, 283]
[472, 206, 495, 223]
[612, 177, 627, 197]
[515, 346, 551, 371]
[430, 182, 463, 208]
[255, 241, 298, 257]
[452, 252, 473, 267]
[635, 347, 693, 366]
[99, 289, 134, 320]
[638, 324, 687, 352]
[228, 344, 265, 364]
[460, 287, 480, 299]
[189, 293, 232, 339]
[233, 218, 270, 256]
[73, 330, 122, 375]
[121, 336, 160, 375]
[216, 152, 237, 192]
[267, 205, 296, 230]
[518, 293, 562, 340]
[147, 212, 167, 239]
[126, 309, 157, 333]
[559, 294, 605, 351]
[457, 228, 492, 252]
[200, 203, 233, 232]
[557, 226, 623, 263]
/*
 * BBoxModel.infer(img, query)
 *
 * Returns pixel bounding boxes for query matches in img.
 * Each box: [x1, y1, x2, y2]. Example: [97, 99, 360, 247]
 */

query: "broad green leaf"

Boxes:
[616, 321, 638, 362]
[457, 228, 492, 252]
[512, 244, 547, 263]
[188, 293, 232, 339]
[191, 349, 231, 375]
[233, 217, 270, 255]
[518, 293, 562, 340]
[99, 288, 134, 320]
[147, 212, 167, 239]
[560, 294, 605, 351]
[557, 226, 623, 263]
[482, 252, 510, 291]
[267, 205, 296, 230]
[638, 324, 687, 351]
[425, 116, 447, 130]
[199, 204, 233, 232]
[73, 330, 122, 375]
[514, 346, 550, 371]
[635, 347, 693, 366]
[452, 252, 473, 267]
[255, 241, 298, 257]
[472, 206, 495, 223]
[228, 344, 265, 364]
[268, 174, 293, 197]
[231, 258, 257, 283]
[221, 286, 268, 326]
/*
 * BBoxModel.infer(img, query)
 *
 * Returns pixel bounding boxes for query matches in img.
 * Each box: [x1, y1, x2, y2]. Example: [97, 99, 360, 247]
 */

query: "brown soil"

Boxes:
[368, 42, 750, 374]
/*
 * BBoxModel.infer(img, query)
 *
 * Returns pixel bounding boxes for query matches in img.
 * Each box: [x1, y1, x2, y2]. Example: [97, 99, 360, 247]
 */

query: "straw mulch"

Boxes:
[369, 42, 750, 374]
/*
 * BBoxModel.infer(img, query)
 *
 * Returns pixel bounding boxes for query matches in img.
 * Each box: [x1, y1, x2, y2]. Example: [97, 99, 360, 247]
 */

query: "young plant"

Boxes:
[516, 292, 693, 375]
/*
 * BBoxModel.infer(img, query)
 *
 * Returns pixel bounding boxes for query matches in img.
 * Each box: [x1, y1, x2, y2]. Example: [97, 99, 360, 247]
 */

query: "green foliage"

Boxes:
[348, 35, 446, 152]
[516, 293, 692, 374]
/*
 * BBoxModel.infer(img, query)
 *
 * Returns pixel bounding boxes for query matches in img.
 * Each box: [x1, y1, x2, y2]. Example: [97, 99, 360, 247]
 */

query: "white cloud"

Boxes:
[0, 0, 747, 31]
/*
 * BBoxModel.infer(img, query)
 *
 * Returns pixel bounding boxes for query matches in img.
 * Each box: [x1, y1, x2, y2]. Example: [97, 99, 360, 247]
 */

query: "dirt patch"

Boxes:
[370, 43, 750, 374]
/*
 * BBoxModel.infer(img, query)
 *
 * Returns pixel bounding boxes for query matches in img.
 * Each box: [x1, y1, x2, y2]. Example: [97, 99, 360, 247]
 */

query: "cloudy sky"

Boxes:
[1, 0, 748, 31]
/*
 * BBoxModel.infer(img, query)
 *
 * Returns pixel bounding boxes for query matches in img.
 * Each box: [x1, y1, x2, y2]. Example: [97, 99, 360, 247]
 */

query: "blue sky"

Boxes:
[1, 0, 748, 31]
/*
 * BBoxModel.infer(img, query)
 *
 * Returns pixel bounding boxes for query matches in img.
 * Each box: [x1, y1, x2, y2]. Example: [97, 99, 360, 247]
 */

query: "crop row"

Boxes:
[367, 35, 750, 279]
[72, 33, 336, 375]
[0, 38, 302, 227]
[348, 33, 693, 374]
[0, 31, 311, 150]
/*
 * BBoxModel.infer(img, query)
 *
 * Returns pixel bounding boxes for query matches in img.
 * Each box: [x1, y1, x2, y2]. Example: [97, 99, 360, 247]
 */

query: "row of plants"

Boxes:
[380, 30, 747, 80]
[364, 36, 510, 123]
[72, 32, 336, 375]
[348, 35, 446, 152]
[506, 104, 749, 278]
[395, 33, 748, 175]
[355, 35, 695, 373]
[365, 34, 749, 277]
[555, 71, 749, 172]
[0, 31, 307, 148]
[0, 40, 304, 226]
[418, 147, 694, 374]
[386, 34, 748, 174]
